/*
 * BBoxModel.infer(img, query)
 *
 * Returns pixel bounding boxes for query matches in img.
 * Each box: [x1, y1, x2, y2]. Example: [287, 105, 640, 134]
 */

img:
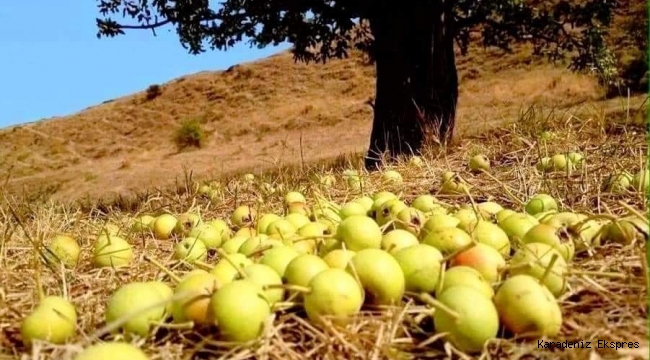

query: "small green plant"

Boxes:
[145, 84, 162, 101]
[174, 119, 206, 151]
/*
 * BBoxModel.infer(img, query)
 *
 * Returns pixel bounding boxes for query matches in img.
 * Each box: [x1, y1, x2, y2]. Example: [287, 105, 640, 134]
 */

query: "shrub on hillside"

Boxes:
[599, 45, 648, 98]
[145, 84, 162, 101]
[611, 49, 647, 95]
[174, 119, 206, 151]
[604, 0, 648, 97]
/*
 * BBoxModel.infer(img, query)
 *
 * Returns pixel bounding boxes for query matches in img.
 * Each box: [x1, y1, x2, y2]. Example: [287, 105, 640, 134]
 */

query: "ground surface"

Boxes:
[0, 106, 647, 360]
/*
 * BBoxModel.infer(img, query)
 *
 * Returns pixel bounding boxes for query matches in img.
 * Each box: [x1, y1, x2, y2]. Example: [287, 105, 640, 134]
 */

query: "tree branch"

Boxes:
[556, 21, 582, 49]
[115, 19, 172, 30]
[111, 13, 225, 31]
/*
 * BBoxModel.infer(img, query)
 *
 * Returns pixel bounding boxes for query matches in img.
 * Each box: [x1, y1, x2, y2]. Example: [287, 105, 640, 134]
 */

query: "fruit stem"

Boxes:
[500, 262, 532, 274]
[431, 196, 452, 208]
[440, 241, 477, 264]
[294, 234, 335, 242]
[264, 284, 311, 294]
[143, 255, 182, 283]
[192, 260, 214, 271]
[34, 251, 45, 302]
[418, 293, 460, 320]
[103, 229, 113, 246]
[246, 245, 274, 258]
[271, 301, 299, 312]
[150, 320, 195, 330]
[538, 253, 559, 285]
[214, 248, 248, 279]
[435, 261, 448, 295]
[461, 187, 485, 222]
[60, 262, 68, 300]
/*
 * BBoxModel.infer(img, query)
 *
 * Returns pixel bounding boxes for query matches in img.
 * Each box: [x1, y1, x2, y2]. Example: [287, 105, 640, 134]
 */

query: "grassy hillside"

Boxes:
[0, 42, 645, 204]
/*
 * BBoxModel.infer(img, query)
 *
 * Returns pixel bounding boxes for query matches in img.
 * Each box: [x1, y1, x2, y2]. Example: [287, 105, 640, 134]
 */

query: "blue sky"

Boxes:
[0, 2, 290, 129]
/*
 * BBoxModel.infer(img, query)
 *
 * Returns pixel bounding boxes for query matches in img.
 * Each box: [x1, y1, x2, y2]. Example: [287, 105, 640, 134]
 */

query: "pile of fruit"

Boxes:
[23, 160, 648, 359]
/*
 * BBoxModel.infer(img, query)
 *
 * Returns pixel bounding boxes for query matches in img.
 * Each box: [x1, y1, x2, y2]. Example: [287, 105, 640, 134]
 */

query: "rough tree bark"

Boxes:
[364, 0, 459, 171]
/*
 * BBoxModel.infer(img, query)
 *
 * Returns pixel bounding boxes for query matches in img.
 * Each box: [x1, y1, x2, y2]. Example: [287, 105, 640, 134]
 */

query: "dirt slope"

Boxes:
[0, 43, 639, 203]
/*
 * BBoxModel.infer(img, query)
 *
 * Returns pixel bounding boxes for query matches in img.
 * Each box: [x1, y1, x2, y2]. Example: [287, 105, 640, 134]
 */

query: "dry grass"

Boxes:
[0, 99, 647, 360]
[1, 40, 640, 204]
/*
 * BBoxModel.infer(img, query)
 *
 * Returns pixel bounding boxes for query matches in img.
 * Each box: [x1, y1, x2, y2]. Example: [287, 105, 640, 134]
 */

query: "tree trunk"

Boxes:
[364, 1, 459, 171]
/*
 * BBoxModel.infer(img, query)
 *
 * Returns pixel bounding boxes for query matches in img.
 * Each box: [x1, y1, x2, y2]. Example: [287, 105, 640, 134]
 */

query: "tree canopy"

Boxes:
[97, 0, 619, 74]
